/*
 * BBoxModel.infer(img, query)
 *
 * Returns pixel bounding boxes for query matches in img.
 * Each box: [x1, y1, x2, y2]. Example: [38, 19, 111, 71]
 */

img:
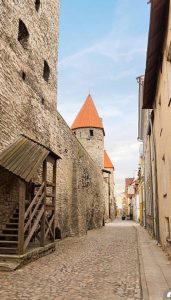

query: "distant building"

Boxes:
[103, 150, 116, 221]
[124, 178, 134, 218]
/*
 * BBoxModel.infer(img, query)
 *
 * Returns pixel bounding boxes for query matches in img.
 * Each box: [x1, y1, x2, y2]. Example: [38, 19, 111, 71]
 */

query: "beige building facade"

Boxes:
[139, 0, 171, 255]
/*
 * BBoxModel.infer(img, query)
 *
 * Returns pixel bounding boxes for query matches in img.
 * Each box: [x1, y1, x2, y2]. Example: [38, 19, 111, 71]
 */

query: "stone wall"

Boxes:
[103, 169, 115, 222]
[0, 1, 105, 238]
[0, 167, 19, 230]
[56, 114, 105, 237]
[73, 128, 104, 170]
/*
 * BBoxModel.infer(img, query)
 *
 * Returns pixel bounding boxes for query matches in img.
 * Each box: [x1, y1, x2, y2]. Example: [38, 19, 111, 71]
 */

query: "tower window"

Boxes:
[41, 98, 45, 105]
[18, 20, 29, 48]
[35, 0, 40, 12]
[43, 60, 50, 82]
[22, 71, 26, 81]
[90, 130, 94, 137]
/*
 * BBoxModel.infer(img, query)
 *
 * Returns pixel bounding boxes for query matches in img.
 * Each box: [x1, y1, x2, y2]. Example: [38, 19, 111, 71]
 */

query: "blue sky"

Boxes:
[58, 0, 150, 194]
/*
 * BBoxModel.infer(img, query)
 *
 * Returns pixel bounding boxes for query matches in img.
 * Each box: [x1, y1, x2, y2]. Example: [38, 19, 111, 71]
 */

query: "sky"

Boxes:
[58, 0, 150, 194]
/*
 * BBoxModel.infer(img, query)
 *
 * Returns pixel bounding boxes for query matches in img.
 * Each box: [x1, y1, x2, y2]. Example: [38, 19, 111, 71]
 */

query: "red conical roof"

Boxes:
[104, 150, 114, 169]
[71, 95, 104, 132]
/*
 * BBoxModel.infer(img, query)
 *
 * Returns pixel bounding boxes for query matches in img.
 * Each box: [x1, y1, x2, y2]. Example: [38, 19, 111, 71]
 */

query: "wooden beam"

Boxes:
[52, 159, 57, 240]
[18, 179, 26, 255]
[24, 206, 44, 251]
[41, 159, 47, 247]
[24, 192, 45, 233]
[45, 215, 54, 240]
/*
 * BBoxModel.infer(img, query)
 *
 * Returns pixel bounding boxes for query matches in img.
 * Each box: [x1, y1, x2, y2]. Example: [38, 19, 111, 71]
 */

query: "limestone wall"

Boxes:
[0, 1, 105, 238]
[0, 167, 19, 230]
[56, 113, 105, 237]
[103, 169, 115, 222]
[73, 128, 104, 170]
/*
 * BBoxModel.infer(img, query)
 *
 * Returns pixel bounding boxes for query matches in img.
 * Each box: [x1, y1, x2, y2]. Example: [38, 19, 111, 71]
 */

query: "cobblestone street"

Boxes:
[0, 220, 141, 300]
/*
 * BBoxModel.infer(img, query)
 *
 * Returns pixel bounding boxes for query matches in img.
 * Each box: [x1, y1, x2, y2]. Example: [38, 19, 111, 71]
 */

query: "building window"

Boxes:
[165, 217, 170, 242]
[73, 131, 76, 135]
[90, 130, 94, 137]
[18, 20, 29, 48]
[43, 60, 50, 82]
[158, 95, 163, 136]
[41, 98, 45, 105]
[35, 0, 40, 12]
[162, 154, 167, 197]
[168, 98, 171, 107]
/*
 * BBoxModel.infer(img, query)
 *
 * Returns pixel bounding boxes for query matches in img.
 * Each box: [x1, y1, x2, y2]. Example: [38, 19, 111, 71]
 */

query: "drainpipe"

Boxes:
[143, 157, 147, 228]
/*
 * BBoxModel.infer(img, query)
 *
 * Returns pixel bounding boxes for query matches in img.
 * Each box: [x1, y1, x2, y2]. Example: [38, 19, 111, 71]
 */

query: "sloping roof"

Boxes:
[104, 150, 114, 169]
[71, 95, 105, 134]
[125, 178, 134, 189]
[0, 136, 60, 182]
[143, 0, 169, 108]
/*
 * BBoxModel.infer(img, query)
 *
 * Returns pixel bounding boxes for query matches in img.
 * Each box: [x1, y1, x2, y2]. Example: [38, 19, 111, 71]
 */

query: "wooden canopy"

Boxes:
[0, 135, 60, 182]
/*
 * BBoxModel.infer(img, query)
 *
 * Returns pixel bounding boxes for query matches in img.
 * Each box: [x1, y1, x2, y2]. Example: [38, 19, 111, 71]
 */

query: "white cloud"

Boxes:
[59, 31, 147, 70]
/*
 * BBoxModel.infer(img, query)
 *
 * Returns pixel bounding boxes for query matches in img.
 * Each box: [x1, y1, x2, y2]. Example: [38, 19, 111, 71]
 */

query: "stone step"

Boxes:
[2, 228, 19, 234]
[9, 218, 19, 223]
[0, 240, 18, 247]
[6, 223, 19, 229]
[0, 248, 18, 255]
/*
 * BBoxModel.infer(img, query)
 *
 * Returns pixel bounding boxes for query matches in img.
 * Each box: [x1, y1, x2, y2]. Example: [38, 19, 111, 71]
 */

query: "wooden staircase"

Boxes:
[0, 207, 19, 254]
[0, 178, 56, 256]
[0, 205, 39, 255]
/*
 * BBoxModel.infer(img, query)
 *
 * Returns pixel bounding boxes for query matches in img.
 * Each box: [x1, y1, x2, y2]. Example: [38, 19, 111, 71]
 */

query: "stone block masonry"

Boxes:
[0, 1, 105, 238]
[74, 128, 104, 170]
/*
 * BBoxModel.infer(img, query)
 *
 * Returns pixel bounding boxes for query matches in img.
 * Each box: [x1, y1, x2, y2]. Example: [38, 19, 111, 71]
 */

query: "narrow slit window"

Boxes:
[18, 20, 29, 48]
[90, 130, 94, 137]
[43, 60, 50, 82]
[21, 71, 26, 81]
[35, 0, 40, 12]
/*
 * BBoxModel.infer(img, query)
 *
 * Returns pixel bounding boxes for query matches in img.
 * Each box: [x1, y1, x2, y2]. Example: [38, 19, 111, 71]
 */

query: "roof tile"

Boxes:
[104, 150, 114, 169]
[71, 95, 104, 132]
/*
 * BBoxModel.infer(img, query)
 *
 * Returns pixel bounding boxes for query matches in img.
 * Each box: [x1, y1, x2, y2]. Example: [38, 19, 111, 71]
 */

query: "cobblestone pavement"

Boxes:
[0, 220, 142, 300]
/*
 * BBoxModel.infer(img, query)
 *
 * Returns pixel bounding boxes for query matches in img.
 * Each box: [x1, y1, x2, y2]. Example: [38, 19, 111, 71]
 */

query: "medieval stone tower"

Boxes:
[0, 0, 60, 151]
[0, 0, 106, 258]
[71, 95, 105, 169]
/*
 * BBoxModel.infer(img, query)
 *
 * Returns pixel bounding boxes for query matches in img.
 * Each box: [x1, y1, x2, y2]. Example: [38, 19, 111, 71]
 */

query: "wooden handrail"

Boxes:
[24, 192, 45, 233]
[25, 182, 45, 219]
[24, 206, 44, 251]
[45, 215, 54, 240]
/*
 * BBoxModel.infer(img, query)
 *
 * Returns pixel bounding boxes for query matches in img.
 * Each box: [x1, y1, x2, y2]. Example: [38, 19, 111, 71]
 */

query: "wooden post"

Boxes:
[18, 179, 26, 255]
[41, 159, 47, 247]
[52, 159, 57, 241]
